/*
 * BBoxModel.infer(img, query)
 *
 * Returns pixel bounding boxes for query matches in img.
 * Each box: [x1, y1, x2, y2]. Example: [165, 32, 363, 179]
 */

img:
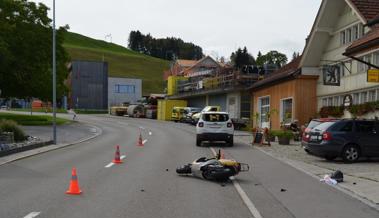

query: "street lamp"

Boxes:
[52, 0, 57, 144]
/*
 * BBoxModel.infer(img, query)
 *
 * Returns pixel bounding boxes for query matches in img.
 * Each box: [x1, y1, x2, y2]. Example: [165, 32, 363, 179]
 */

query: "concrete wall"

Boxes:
[71, 61, 108, 110]
[108, 77, 142, 106]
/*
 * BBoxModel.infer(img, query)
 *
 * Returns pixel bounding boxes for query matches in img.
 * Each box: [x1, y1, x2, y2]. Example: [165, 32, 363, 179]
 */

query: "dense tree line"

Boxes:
[230, 47, 256, 69]
[230, 47, 288, 70]
[128, 30, 203, 60]
[0, 0, 69, 100]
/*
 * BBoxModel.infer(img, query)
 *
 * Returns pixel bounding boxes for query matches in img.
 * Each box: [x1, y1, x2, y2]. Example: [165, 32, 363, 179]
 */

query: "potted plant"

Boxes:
[273, 130, 293, 145]
[267, 129, 276, 142]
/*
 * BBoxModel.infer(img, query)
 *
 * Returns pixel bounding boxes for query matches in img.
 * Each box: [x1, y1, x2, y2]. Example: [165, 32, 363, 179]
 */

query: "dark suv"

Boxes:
[304, 119, 379, 163]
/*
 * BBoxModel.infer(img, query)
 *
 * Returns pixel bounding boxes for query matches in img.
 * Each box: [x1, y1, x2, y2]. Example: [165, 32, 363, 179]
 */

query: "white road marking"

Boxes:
[149, 131, 152, 136]
[120, 155, 126, 160]
[139, 126, 145, 130]
[210, 147, 263, 218]
[23, 212, 41, 218]
[142, 139, 148, 144]
[105, 162, 114, 168]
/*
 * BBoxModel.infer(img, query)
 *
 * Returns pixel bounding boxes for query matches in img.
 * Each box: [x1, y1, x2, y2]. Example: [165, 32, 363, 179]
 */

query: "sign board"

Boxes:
[367, 69, 379, 83]
[323, 65, 340, 86]
[343, 94, 353, 108]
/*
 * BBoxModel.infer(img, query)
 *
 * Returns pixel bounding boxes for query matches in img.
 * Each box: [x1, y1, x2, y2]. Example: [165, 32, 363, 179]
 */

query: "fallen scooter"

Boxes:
[176, 150, 249, 181]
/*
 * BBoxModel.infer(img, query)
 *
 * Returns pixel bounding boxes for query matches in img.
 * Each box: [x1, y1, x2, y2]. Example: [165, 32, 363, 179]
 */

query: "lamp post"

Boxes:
[52, 0, 57, 144]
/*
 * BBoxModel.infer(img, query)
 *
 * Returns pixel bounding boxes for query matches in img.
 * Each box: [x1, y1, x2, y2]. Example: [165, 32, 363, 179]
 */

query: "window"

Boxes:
[374, 51, 379, 66]
[202, 113, 229, 122]
[356, 121, 375, 133]
[327, 97, 333, 106]
[346, 28, 352, 43]
[322, 98, 328, 107]
[340, 31, 346, 45]
[340, 122, 353, 132]
[352, 25, 359, 40]
[259, 96, 270, 127]
[369, 90, 376, 102]
[114, 84, 135, 94]
[357, 54, 372, 73]
[280, 98, 293, 124]
[353, 93, 359, 104]
[360, 92, 367, 104]
[333, 96, 339, 106]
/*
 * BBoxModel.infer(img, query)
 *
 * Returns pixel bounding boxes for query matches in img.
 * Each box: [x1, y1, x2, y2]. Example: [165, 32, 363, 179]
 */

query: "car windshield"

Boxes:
[313, 121, 336, 131]
[202, 114, 229, 122]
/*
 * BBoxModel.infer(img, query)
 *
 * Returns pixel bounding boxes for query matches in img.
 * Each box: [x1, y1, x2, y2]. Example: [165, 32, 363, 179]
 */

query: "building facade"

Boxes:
[166, 56, 257, 119]
[250, 57, 319, 129]
[108, 77, 142, 106]
[69, 61, 108, 110]
[301, 0, 379, 112]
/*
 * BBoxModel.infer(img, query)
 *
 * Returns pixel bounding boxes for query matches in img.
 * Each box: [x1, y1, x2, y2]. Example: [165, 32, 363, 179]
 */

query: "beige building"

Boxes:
[301, 0, 379, 112]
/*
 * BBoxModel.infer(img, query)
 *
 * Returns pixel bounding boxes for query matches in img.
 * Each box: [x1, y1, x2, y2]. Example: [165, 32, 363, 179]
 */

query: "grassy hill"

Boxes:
[63, 32, 170, 95]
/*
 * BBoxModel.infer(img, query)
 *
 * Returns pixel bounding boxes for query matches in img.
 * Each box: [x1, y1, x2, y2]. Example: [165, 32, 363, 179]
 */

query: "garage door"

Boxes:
[208, 94, 227, 111]
[187, 96, 206, 108]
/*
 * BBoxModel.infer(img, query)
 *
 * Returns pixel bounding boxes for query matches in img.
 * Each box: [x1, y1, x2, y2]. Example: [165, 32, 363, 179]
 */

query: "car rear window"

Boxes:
[313, 121, 335, 131]
[202, 114, 229, 122]
[307, 120, 321, 129]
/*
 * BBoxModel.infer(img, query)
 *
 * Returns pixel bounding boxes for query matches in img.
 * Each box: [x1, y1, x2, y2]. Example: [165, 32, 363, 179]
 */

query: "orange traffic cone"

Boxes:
[137, 133, 143, 146]
[66, 167, 82, 195]
[112, 145, 123, 164]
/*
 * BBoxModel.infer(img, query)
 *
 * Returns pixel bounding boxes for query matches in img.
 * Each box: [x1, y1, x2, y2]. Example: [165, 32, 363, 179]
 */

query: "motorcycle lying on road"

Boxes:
[176, 151, 249, 181]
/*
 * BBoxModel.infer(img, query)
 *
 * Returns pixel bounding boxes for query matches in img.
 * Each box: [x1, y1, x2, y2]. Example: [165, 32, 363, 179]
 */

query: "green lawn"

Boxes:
[64, 32, 170, 95]
[0, 113, 70, 126]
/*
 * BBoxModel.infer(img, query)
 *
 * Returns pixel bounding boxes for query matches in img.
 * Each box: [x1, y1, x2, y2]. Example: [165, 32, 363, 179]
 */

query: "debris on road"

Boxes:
[280, 188, 287, 192]
[320, 175, 338, 185]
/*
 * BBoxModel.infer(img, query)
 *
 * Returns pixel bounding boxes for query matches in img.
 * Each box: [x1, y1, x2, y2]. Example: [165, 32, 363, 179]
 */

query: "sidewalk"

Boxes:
[0, 117, 101, 166]
[234, 131, 379, 207]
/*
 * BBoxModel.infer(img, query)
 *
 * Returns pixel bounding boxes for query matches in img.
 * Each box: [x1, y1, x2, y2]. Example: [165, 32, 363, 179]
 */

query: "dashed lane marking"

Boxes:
[142, 139, 148, 145]
[105, 162, 114, 168]
[149, 131, 152, 136]
[139, 126, 145, 130]
[105, 155, 126, 168]
[23, 212, 41, 218]
[210, 147, 263, 218]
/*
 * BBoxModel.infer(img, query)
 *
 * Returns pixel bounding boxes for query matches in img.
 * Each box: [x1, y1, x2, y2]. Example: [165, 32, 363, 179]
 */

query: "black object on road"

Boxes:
[330, 170, 344, 183]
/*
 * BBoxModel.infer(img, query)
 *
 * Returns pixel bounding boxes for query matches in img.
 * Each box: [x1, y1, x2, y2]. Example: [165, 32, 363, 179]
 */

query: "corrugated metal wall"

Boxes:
[71, 61, 108, 109]
[187, 96, 206, 108]
[208, 94, 227, 111]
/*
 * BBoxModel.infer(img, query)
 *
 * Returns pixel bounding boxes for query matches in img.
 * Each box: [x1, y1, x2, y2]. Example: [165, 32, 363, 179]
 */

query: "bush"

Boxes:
[0, 119, 26, 142]
[272, 130, 293, 139]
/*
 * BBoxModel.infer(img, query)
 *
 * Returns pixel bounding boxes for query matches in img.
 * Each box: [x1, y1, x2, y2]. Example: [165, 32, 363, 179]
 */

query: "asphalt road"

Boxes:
[0, 115, 378, 218]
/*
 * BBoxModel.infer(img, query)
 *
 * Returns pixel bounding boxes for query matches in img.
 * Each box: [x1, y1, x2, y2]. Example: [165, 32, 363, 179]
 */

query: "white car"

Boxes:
[196, 112, 234, 147]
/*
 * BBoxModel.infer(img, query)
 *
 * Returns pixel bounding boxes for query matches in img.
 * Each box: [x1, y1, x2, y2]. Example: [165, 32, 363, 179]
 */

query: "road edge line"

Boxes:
[210, 147, 262, 218]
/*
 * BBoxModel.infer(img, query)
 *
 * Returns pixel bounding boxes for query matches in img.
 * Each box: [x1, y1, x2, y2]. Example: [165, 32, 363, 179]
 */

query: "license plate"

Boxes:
[310, 135, 321, 140]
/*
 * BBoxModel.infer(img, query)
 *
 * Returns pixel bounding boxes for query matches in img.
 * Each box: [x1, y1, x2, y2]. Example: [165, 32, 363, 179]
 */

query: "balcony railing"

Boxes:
[174, 71, 258, 96]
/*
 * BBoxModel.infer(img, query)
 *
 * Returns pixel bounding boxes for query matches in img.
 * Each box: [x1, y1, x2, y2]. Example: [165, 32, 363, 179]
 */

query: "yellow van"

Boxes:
[171, 107, 186, 122]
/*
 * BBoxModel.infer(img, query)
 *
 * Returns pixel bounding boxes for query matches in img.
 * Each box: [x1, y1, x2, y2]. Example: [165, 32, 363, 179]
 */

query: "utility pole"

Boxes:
[52, 0, 57, 144]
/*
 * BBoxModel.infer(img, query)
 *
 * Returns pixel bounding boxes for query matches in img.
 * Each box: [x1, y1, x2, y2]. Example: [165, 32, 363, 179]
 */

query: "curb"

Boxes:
[235, 137, 379, 212]
[0, 121, 102, 166]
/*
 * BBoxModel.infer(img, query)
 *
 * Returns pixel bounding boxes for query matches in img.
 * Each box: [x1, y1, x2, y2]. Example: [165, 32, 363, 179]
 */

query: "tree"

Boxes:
[292, 52, 300, 61]
[230, 47, 255, 69]
[256, 50, 288, 68]
[0, 0, 69, 101]
[128, 30, 203, 60]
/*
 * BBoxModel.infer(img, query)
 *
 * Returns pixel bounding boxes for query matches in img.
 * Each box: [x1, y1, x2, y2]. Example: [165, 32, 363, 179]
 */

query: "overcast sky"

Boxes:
[31, 0, 321, 60]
